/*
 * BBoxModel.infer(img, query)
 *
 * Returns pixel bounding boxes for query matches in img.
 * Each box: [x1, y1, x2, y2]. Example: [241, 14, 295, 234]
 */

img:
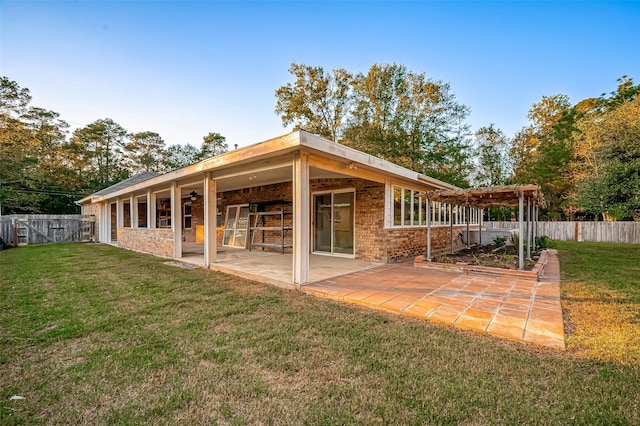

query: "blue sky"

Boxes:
[1, 1, 639, 149]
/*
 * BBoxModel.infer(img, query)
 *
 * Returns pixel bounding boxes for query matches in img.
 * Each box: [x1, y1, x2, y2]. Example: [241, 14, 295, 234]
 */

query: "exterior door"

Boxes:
[313, 190, 355, 256]
[222, 204, 250, 248]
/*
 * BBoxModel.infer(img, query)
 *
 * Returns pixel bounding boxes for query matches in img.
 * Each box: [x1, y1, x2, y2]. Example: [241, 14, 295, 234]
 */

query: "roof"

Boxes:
[78, 171, 159, 204]
[421, 185, 546, 208]
[79, 130, 458, 204]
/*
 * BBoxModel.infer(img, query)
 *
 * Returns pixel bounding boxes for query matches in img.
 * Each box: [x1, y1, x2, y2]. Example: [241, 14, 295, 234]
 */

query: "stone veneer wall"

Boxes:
[81, 203, 101, 242]
[117, 227, 174, 258]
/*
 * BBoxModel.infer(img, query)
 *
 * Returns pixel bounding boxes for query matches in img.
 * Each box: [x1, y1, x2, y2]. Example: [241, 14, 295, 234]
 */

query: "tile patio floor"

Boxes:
[303, 249, 565, 350]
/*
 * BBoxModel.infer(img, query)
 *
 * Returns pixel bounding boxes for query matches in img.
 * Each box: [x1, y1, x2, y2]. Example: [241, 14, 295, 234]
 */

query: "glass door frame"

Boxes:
[222, 204, 250, 248]
[311, 188, 356, 258]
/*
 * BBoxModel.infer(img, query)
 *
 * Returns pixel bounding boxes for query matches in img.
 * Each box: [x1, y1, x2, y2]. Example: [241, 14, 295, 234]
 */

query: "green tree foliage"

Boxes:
[275, 63, 471, 186]
[124, 131, 167, 174]
[162, 144, 201, 171]
[509, 76, 640, 220]
[473, 124, 508, 187]
[1, 77, 79, 213]
[275, 63, 353, 142]
[70, 118, 128, 188]
[200, 132, 228, 159]
[577, 97, 640, 220]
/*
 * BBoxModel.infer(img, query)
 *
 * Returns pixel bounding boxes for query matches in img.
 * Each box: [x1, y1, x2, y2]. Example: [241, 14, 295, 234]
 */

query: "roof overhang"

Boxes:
[80, 130, 458, 204]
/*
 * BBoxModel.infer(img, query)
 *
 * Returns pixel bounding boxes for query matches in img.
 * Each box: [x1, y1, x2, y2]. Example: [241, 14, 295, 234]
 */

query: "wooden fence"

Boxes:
[483, 221, 640, 244]
[0, 215, 95, 247]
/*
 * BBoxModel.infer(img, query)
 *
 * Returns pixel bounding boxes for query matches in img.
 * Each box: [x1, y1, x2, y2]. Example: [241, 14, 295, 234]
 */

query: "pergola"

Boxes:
[420, 185, 545, 270]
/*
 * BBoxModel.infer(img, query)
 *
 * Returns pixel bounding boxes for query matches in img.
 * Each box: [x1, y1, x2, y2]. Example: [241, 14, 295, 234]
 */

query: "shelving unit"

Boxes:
[248, 200, 292, 253]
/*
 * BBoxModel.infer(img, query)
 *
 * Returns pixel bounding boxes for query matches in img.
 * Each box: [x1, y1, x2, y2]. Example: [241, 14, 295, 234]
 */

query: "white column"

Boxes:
[116, 198, 124, 228]
[518, 190, 524, 270]
[526, 197, 532, 260]
[426, 199, 432, 261]
[204, 173, 217, 267]
[147, 190, 156, 229]
[171, 182, 182, 258]
[130, 195, 138, 228]
[102, 203, 109, 243]
[293, 152, 310, 285]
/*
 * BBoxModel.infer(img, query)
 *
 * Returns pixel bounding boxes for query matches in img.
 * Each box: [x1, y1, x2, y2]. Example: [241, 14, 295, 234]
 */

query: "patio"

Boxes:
[179, 242, 565, 349]
[303, 250, 565, 349]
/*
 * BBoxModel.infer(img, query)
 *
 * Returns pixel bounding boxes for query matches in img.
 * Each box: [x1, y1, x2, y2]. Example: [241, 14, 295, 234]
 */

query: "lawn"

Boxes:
[1, 243, 639, 424]
[556, 240, 640, 366]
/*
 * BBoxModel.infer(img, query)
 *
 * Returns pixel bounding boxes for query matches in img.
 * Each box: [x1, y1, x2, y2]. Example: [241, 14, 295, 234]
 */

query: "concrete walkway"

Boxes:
[303, 249, 565, 349]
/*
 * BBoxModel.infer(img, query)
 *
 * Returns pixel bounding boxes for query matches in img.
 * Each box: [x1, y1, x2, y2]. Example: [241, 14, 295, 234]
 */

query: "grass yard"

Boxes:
[1, 243, 639, 424]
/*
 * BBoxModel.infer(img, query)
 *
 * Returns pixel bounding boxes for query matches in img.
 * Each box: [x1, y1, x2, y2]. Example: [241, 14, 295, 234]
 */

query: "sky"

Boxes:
[1, 1, 639, 149]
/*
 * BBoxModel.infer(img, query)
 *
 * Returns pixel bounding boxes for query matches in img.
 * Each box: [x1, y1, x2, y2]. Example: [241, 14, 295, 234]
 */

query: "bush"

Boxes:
[536, 235, 555, 249]
[493, 236, 507, 247]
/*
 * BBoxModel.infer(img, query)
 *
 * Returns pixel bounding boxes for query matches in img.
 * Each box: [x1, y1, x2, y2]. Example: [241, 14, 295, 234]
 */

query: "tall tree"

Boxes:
[473, 124, 508, 187]
[163, 144, 200, 171]
[70, 118, 128, 189]
[577, 96, 640, 220]
[343, 64, 471, 186]
[199, 132, 228, 159]
[124, 131, 167, 174]
[275, 63, 353, 142]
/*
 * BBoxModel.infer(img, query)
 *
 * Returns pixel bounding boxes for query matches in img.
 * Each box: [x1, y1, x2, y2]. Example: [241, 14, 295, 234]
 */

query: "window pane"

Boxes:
[403, 189, 411, 226]
[393, 186, 402, 226]
[413, 193, 420, 226]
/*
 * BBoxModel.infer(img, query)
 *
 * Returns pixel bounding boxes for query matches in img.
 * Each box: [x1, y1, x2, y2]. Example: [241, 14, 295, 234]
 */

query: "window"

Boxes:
[183, 203, 192, 229]
[391, 185, 480, 227]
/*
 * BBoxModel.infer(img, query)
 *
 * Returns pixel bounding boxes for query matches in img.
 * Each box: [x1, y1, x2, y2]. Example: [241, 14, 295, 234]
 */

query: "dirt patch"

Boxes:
[432, 245, 538, 271]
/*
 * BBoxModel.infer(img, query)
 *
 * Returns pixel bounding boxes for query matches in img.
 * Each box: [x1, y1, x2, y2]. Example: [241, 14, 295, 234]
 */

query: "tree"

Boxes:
[343, 64, 471, 186]
[473, 124, 508, 187]
[70, 118, 128, 189]
[124, 131, 167, 174]
[163, 144, 200, 171]
[275, 63, 353, 142]
[577, 97, 640, 220]
[199, 132, 228, 159]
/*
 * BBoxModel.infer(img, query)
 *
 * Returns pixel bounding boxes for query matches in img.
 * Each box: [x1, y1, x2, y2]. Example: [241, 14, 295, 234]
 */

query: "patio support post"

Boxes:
[518, 190, 524, 270]
[147, 190, 156, 229]
[479, 208, 483, 246]
[293, 152, 310, 285]
[171, 182, 182, 259]
[116, 198, 124, 228]
[426, 199, 432, 261]
[465, 205, 470, 248]
[204, 173, 217, 267]
[130, 195, 137, 228]
[526, 196, 532, 260]
[450, 205, 454, 254]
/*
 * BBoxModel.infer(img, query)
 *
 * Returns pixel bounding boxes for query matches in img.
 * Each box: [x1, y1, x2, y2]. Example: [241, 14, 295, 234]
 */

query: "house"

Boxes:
[78, 131, 481, 286]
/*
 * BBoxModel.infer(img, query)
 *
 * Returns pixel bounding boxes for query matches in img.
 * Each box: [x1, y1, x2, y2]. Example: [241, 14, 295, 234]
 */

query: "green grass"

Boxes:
[556, 241, 640, 366]
[1, 243, 639, 424]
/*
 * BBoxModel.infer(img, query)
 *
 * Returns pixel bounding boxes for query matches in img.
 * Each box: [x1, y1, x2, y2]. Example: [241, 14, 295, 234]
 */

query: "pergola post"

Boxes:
[465, 205, 470, 248]
[426, 199, 432, 261]
[479, 208, 483, 246]
[526, 196, 532, 261]
[450, 204, 454, 254]
[518, 190, 524, 270]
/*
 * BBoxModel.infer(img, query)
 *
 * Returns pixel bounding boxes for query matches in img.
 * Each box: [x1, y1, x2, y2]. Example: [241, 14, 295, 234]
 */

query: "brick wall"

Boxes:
[81, 203, 101, 242]
[382, 226, 468, 262]
[117, 227, 174, 258]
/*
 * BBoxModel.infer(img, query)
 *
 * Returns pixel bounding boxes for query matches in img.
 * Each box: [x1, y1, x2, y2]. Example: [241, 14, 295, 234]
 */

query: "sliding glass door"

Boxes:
[313, 190, 355, 256]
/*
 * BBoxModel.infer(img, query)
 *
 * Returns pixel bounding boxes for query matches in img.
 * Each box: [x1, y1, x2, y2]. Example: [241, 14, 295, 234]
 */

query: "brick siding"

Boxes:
[117, 227, 174, 258]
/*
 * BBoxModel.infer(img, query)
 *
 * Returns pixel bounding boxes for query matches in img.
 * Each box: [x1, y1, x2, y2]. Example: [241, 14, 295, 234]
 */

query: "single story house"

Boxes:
[78, 131, 481, 285]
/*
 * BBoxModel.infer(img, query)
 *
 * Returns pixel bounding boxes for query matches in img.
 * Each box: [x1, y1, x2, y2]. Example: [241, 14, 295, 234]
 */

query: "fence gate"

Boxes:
[0, 215, 95, 246]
